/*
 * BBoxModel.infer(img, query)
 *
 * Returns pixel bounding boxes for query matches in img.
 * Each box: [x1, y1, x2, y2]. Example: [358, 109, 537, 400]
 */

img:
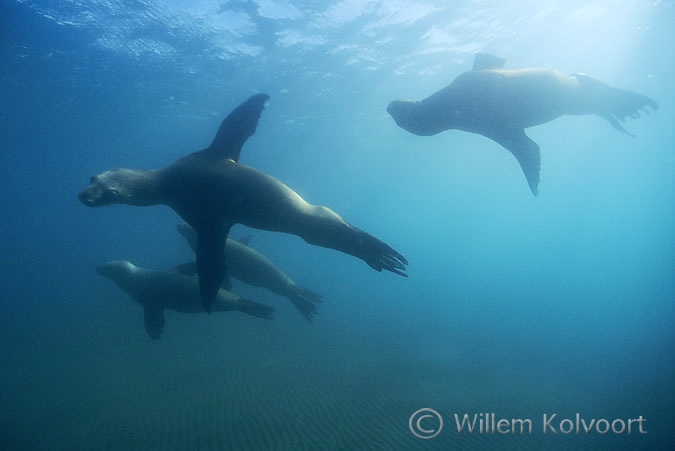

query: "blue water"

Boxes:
[1, 1, 673, 449]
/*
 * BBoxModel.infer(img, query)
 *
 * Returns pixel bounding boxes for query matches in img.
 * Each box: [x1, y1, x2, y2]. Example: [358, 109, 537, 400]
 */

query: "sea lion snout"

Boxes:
[386, 100, 405, 122]
[387, 100, 412, 131]
[78, 188, 96, 206]
[78, 182, 119, 206]
[95, 261, 119, 277]
[96, 260, 134, 279]
[94, 265, 107, 276]
[387, 100, 434, 136]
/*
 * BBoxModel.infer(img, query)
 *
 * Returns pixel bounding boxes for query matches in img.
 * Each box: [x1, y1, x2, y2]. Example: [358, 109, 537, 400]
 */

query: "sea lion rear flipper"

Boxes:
[288, 285, 323, 322]
[195, 229, 229, 313]
[236, 298, 276, 321]
[491, 129, 541, 196]
[571, 74, 657, 136]
[597, 112, 634, 137]
[143, 306, 165, 340]
[206, 93, 270, 162]
[472, 53, 506, 71]
[292, 285, 323, 304]
[352, 228, 408, 277]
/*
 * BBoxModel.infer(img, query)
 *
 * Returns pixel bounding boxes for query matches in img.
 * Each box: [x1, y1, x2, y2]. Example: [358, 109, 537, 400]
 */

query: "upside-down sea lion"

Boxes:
[387, 53, 658, 195]
[80, 94, 407, 312]
[176, 223, 322, 321]
[96, 260, 275, 339]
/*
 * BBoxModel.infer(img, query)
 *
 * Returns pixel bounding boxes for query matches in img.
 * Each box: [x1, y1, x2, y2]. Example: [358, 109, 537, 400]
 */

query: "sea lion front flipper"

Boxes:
[195, 229, 229, 313]
[143, 306, 165, 340]
[206, 93, 270, 162]
[490, 129, 541, 196]
[472, 53, 506, 71]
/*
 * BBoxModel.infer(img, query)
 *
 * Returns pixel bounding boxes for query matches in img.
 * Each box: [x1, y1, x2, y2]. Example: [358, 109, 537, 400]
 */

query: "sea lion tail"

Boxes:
[237, 299, 276, 321]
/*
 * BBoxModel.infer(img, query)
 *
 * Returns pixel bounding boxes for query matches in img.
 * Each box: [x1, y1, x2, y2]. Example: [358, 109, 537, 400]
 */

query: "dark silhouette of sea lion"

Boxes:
[176, 223, 322, 321]
[79, 95, 407, 312]
[96, 260, 275, 339]
[387, 53, 658, 195]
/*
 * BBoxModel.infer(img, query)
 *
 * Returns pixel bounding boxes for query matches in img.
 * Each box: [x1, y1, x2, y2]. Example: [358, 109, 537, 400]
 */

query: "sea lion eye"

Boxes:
[103, 190, 119, 202]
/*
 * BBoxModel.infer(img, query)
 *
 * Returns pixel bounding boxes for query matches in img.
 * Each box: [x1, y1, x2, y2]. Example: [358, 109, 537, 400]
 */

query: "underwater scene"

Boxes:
[1, 0, 673, 449]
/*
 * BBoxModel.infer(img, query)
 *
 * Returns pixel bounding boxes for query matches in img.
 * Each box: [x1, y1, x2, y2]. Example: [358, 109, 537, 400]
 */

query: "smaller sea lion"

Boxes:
[96, 260, 275, 339]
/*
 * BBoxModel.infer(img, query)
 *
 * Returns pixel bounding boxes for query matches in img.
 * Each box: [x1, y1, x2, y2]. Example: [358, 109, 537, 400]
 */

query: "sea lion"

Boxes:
[96, 260, 275, 340]
[79, 94, 407, 312]
[387, 53, 658, 195]
[176, 223, 322, 321]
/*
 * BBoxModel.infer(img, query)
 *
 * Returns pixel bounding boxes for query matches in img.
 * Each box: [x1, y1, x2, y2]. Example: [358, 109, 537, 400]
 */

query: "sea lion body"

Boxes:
[401, 68, 579, 137]
[387, 54, 658, 195]
[97, 260, 274, 339]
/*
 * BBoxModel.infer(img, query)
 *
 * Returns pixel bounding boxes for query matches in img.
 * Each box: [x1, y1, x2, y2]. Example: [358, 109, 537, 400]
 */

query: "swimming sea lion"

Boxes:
[176, 223, 322, 321]
[96, 260, 275, 339]
[387, 53, 658, 195]
[79, 94, 407, 312]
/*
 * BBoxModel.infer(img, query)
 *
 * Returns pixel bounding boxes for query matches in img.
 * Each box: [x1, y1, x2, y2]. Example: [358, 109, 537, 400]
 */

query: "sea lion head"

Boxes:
[79, 168, 155, 207]
[387, 100, 445, 136]
[96, 260, 137, 280]
[387, 100, 420, 133]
